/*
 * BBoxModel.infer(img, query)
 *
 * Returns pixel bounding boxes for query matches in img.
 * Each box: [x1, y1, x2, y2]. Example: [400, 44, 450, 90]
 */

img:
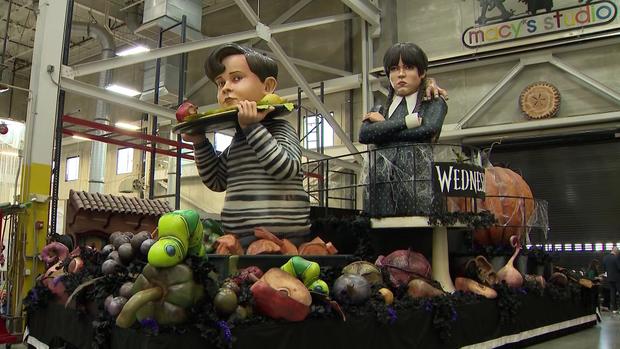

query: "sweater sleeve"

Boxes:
[242, 120, 302, 180]
[193, 139, 229, 192]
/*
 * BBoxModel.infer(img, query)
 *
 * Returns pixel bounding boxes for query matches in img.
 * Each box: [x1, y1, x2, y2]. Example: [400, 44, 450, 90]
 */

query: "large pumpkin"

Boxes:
[474, 165, 534, 246]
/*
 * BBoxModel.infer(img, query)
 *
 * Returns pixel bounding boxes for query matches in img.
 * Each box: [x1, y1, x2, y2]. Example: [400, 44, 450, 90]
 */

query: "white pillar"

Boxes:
[15, 0, 69, 320]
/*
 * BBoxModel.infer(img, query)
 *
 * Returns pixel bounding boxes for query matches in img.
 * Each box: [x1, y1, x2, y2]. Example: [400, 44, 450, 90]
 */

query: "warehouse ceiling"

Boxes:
[0, 0, 356, 123]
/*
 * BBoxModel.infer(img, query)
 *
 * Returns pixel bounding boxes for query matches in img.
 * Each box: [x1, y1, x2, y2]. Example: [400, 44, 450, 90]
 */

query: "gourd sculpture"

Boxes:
[116, 263, 204, 328]
[148, 210, 205, 267]
[497, 235, 524, 288]
[246, 227, 298, 255]
[474, 156, 534, 246]
[341, 261, 383, 286]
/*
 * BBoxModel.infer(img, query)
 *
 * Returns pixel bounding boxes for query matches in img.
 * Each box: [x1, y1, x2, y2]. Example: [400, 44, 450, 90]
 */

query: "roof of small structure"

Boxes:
[68, 190, 172, 217]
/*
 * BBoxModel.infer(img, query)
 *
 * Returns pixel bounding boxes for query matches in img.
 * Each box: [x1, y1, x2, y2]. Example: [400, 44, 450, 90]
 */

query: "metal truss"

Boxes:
[455, 53, 620, 130]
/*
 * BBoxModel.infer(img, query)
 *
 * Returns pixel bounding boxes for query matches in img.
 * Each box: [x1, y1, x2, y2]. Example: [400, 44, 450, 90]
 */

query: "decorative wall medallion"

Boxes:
[519, 81, 561, 119]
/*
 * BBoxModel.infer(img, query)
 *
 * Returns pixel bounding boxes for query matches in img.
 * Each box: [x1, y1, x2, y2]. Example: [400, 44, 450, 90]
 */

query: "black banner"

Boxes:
[433, 162, 485, 198]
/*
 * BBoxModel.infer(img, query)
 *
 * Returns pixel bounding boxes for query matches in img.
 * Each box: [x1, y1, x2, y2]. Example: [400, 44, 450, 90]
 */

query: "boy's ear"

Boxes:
[263, 76, 277, 93]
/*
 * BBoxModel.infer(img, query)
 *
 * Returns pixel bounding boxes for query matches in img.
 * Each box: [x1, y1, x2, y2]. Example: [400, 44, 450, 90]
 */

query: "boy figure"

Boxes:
[183, 43, 310, 247]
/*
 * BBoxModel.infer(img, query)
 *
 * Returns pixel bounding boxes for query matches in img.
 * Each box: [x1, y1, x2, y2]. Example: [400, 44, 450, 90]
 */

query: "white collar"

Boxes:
[388, 91, 419, 118]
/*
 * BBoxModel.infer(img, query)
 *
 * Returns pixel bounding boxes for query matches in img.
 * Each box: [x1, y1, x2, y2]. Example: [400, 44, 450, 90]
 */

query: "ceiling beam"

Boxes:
[198, 74, 364, 111]
[202, 0, 236, 16]
[233, 0, 362, 163]
[254, 48, 352, 77]
[340, 0, 380, 27]
[246, 0, 311, 47]
[441, 111, 620, 142]
[62, 13, 354, 78]
[60, 77, 176, 120]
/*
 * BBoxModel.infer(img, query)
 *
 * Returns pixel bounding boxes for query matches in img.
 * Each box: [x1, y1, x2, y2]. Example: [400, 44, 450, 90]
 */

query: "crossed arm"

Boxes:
[359, 97, 447, 145]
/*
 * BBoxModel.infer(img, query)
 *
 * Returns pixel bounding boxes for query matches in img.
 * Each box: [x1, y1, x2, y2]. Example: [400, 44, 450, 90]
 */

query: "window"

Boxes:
[65, 156, 79, 181]
[214, 132, 233, 153]
[117, 148, 134, 174]
[304, 113, 334, 150]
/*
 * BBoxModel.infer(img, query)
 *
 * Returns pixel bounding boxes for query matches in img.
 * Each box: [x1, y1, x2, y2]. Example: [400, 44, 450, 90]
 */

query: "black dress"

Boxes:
[359, 96, 448, 217]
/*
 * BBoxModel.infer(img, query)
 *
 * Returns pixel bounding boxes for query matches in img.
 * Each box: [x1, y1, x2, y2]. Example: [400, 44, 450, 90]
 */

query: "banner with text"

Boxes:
[433, 162, 486, 198]
[463, 1, 617, 48]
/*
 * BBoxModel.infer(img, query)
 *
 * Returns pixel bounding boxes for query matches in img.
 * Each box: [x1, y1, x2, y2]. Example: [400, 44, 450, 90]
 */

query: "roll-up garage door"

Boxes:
[487, 136, 620, 244]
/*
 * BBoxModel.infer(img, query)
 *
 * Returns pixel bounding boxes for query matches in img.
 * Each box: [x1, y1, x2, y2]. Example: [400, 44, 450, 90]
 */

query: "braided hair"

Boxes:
[380, 42, 428, 115]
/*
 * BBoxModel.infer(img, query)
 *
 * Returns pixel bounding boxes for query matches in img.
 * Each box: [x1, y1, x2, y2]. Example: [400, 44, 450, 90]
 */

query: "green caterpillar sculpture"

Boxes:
[281, 256, 329, 295]
[148, 210, 206, 267]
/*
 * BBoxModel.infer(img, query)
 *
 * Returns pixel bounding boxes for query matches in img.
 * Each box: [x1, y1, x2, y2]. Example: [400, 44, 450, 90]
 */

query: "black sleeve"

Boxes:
[390, 97, 448, 142]
[358, 117, 408, 144]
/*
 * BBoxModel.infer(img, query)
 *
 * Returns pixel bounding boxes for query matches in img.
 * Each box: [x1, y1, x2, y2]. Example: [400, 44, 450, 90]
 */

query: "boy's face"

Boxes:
[389, 57, 426, 97]
[214, 54, 275, 108]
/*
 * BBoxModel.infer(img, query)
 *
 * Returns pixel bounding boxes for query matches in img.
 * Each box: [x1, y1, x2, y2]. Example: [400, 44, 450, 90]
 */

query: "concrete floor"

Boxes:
[2, 312, 619, 348]
[526, 311, 620, 349]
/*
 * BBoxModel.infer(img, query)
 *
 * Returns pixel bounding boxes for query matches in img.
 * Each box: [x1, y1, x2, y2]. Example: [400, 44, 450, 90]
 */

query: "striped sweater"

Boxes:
[194, 118, 310, 245]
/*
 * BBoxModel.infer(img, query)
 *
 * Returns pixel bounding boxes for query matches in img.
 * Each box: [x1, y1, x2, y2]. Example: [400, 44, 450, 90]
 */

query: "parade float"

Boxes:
[21, 143, 597, 349]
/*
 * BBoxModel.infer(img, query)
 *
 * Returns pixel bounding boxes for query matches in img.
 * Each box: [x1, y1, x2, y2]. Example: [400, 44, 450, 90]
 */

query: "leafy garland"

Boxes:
[495, 282, 525, 325]
[310, 215, 376, 262]
[523, 247, 553, 265]
[427, 209, 497, 230]
[23, 283, 55, 314]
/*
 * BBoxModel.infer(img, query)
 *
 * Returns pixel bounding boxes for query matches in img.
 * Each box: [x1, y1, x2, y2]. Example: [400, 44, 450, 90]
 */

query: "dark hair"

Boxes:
[205, 43, 278, 82]
[382, 42, 429, 113]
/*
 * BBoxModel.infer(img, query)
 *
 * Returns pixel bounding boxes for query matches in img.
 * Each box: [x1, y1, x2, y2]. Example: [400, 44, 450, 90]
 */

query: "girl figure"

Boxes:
[359, 42, 447, 217]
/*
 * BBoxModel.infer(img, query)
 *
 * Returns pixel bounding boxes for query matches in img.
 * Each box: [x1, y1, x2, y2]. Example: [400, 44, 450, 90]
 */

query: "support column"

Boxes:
[432, 226, 455, 293]
[13, 0, 69, 316]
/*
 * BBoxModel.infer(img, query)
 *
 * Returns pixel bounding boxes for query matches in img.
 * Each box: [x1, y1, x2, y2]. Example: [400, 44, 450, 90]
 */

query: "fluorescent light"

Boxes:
[0, 151, 18, 156]
[0, 87, 9, 93]
[105, 84, 141, 97]
[116, 45, 150, 56]
[72, 135, 91, 141]
[115, 121, 140, 130]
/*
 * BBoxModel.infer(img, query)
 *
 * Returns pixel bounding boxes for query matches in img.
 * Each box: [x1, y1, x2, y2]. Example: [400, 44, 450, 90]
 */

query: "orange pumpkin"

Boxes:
[474, 165, 534, 246]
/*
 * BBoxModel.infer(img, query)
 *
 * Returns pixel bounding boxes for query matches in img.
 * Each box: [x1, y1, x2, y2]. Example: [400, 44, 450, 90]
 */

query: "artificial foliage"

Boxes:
[23, 283, 55, 314]
[495, 282, 525, 325]
[427, 209, 497, 231]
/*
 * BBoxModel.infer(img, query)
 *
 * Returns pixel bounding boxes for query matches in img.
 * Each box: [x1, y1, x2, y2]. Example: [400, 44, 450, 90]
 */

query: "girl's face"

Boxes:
[214, 54, 276, 107]
[388, 57, 426, 97]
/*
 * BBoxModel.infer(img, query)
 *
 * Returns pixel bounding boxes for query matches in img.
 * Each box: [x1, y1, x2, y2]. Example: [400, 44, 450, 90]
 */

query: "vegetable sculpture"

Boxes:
[175, 94, 289, 123]
[148, 210, 206, 268]
[250, 268, 312, 322]
[474, 163, 534, 246]
[497, 235, 524, 288]
[281, 256, 329, 294]
[116, 264, 204, 328]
